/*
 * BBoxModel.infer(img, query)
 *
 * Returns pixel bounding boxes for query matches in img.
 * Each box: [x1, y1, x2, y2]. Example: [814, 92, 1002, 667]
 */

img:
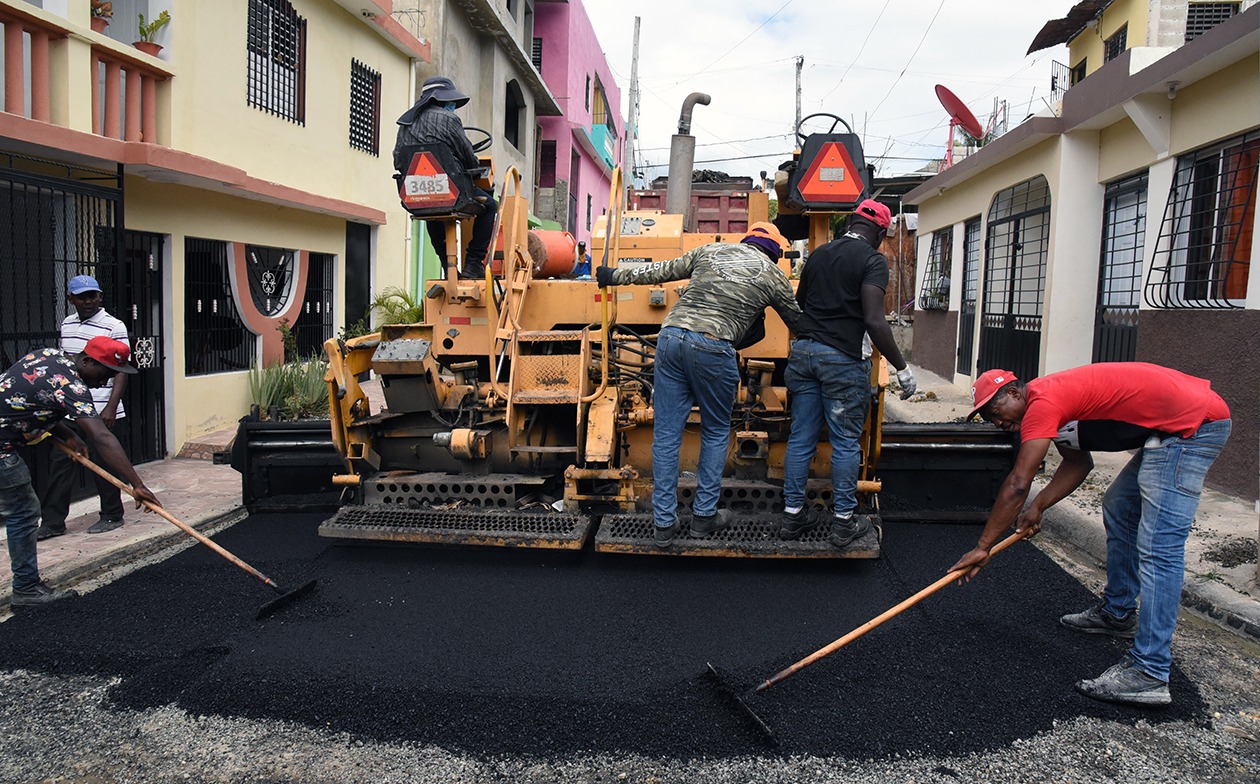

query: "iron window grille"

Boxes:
[1049, 61, 1070, 103]
[531, 37, 542, 71]
[1104, 25, 1127, 63]
[292, 252, 334, 358]
[918, 227, 952, 311]
[1186, 2, 1240, 42]
[185, 238, 255, 376]
[1069, 58, 1087, 87]
[1094, 172, 1148, 362]
[245, 244, 295, 317]
[956, 217, 981, 375]
[349, 59, 381, 156]
[586, 194, 593, 232]
[980, 176, 1050, 382]
[247, 0, 307, 125]
[1144, 130, 1256, 309]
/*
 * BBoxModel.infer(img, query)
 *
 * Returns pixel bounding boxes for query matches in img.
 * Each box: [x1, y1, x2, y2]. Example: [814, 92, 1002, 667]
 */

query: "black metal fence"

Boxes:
[979, 176, 1049, 381]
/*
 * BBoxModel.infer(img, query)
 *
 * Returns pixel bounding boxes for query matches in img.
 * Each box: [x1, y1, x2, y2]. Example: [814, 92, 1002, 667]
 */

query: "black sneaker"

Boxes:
[87, 517, 124, 534]
[779, 506, 824, 540]
[830, 514, 873, 548]
[459, 263, 486, 280]
[1060, 603, 1138, 639]
[11, 580, 79, 607]
[35, 525, 66, 541]
[1075, 657, 1170, 707]
[689, 509, 731, 536]
[654, 521, 679, 548]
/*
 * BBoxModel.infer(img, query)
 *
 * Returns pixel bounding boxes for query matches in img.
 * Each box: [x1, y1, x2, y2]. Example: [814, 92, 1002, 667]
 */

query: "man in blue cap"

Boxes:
[393, 75, 498, 280]
[36, 274, 133, 539]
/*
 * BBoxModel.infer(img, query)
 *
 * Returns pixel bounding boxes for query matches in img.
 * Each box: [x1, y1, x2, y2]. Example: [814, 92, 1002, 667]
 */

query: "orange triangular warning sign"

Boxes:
[798, 141, 864, 205]
[400, 151, 460, 209]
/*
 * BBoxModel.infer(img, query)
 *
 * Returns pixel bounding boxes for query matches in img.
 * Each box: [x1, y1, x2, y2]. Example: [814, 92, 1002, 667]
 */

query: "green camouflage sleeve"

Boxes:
[607, 248, 701, 286]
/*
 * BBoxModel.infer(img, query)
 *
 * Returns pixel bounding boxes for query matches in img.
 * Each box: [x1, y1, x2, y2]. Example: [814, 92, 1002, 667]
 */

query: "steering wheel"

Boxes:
[465, 127, 493, 154]
[795, 113, 854, 146]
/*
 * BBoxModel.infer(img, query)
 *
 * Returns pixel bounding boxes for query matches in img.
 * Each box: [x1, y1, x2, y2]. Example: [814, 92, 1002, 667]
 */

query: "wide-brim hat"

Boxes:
[397, 75, 470, 125]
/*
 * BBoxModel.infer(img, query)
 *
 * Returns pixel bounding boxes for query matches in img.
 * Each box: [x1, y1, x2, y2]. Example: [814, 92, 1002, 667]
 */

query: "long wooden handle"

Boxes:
[755, 529, 1033, 692]
[53, 440, 283, 592]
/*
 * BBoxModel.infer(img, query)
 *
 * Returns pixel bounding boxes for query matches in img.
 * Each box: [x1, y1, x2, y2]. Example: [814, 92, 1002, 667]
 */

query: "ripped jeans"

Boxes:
[782, 338, 871, 518]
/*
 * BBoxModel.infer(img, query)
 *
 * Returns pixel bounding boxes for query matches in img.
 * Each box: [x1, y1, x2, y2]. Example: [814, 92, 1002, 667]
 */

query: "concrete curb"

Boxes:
[1, 506, 248, 616]
[1041, 500, 1260, 644]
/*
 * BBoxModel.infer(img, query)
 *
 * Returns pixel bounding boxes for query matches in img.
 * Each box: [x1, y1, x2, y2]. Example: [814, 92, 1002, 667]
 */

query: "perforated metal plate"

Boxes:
[320, 505, 593, 549]
[594, 512, 880, 558]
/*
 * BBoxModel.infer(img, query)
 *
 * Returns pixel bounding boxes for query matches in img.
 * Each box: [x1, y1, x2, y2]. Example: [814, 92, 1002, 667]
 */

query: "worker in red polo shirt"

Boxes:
[950, 363, 1231, 708]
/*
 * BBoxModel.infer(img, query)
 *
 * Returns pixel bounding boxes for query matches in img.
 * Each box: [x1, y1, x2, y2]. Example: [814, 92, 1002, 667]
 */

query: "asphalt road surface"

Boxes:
[1, 512, 1256, 783]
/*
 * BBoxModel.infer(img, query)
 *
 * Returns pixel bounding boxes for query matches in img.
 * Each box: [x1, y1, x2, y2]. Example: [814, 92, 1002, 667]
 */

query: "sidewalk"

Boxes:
[886, 365, 1260, 642]
[0, 428, 245, 614]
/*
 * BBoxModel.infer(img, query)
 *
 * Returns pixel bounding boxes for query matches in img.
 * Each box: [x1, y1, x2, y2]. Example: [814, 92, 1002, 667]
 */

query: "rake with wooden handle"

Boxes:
[54, 439, 316, 619]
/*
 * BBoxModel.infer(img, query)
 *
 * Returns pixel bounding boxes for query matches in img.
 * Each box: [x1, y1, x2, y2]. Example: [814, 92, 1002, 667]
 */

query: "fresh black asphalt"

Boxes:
[0, 513, 1204, 759]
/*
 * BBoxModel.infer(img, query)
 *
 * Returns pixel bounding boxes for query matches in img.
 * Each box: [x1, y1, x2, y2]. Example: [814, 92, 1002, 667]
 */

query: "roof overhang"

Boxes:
[1027, 0, 1116, 55]
[329, 0, 431, 62]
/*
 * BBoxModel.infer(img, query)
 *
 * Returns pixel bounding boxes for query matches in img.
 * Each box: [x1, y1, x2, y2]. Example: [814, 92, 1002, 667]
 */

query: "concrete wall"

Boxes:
[1137, 310, 1259, 501]
[910, 309, 959, 381]
[1068, 0, 1150, 74]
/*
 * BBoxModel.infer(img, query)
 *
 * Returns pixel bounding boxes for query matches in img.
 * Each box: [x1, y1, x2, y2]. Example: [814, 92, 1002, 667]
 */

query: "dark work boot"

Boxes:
[689, 509, 731, 536]
[780, 506, 824, 540]
[11, 581, 79, 607]
[459, 262, 486, 280]
[35, 524, 67, 541]
[830, 514, 874, 548]
[654, 521, 679, 548]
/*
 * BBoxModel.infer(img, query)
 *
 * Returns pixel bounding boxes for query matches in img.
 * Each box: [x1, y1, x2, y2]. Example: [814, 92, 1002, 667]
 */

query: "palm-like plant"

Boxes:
[368, 286, 425, 325]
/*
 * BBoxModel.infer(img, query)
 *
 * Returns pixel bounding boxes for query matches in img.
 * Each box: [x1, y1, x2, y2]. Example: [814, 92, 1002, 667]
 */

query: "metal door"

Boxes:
[118, 231, 167, 462]
[1093, 173, 1146, 363]
[979, 177, 1050, 381]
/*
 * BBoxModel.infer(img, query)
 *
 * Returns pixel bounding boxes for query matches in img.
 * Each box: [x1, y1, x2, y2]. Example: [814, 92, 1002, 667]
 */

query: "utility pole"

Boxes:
[625, 16, 641, 198]
[794, 55, 803, 132]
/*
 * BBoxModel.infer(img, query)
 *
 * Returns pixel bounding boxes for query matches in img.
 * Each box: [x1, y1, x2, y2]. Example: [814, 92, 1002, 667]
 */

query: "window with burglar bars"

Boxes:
[247, 0, 307, 125]
[245, 244, 295, 317]
[292, 252, 334, 358]
[349, 59, 381, 155]
[918, 227, 952, 310]
[531, 38, 543, 71]
[185, 238, 255, 376]
[1104, 25, 1127, 63]
[956, 217, 981, 375]
[1094, 172, 1148, 362]
[1144, 130, 1256, 309]
[1185, 3, 1239, 42]
[980, 176, 1050, 382]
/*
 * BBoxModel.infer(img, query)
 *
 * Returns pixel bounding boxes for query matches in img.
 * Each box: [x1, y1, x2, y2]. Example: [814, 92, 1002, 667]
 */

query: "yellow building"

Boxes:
[0, 0, 427, 460]
[905, 1, 1258, 500]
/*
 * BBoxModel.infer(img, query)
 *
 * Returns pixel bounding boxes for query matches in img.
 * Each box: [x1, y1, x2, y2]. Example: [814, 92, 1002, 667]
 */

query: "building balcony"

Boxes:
[586, 123, 617, 169]
[0, 1, 171, 147]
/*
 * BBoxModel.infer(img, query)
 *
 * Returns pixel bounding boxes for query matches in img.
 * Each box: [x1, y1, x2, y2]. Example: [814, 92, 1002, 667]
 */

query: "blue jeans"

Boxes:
[1100, 419, 1231, 681]
[1, 451, 42, 591]
[652, 327, 739, 528]
[782, 338, 871, 518]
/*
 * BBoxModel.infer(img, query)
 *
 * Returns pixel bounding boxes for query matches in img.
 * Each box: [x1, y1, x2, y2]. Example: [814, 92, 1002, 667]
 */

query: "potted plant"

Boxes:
[90, 0, 112, 34]
[133, 10, 170, 57]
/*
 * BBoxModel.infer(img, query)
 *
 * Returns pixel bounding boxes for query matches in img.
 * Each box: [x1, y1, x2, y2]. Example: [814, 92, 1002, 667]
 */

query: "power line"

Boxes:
[818, 0, 889, 104]
[866, 0, 948, 126]
[675, 0, 797, 86]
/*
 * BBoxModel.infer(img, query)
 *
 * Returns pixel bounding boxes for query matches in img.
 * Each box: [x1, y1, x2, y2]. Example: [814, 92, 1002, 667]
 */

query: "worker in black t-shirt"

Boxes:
[779, 199, 916, 547]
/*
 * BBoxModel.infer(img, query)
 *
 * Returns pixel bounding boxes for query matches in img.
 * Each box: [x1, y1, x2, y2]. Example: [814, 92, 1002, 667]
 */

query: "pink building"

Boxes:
[533, 1, 624, 247]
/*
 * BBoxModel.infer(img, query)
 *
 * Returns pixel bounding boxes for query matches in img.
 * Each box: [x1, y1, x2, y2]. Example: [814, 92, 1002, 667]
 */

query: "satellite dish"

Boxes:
[935, 84, 984, 169]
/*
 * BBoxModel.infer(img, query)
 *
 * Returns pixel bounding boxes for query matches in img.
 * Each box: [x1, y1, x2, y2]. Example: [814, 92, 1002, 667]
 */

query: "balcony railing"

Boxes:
[1049, 60, 1070, 104]
[0, 2, 170, 145]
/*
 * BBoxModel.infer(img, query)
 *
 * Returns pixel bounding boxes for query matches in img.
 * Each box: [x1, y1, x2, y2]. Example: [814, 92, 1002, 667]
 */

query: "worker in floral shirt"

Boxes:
[0, 337, 160, 607]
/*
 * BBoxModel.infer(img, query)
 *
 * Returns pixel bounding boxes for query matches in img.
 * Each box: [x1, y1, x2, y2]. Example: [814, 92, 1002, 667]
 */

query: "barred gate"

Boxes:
[978, 177, 1050, 382]
[1093, 173, 1146, 363]
[956, 218, 981, 376]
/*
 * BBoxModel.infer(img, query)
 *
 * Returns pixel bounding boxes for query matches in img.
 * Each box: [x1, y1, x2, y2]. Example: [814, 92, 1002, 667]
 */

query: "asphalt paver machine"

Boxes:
[316, 108, 1014, 558]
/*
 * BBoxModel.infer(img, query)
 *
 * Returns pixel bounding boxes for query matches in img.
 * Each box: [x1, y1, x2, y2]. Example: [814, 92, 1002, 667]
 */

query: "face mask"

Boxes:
[442, 102, 457, 112]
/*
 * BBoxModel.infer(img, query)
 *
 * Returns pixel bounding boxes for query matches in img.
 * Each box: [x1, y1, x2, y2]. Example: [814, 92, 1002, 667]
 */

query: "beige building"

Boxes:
[905, 1, 1258, 499]
[0, 0, 427, 459]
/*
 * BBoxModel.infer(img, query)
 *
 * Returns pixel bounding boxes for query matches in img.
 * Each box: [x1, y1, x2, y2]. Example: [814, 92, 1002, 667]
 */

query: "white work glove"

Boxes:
[896, 367, 917, 400]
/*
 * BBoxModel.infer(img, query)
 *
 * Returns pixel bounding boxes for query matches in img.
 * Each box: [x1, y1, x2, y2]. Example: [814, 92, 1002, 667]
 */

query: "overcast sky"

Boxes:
[584, 0, 1080, 186]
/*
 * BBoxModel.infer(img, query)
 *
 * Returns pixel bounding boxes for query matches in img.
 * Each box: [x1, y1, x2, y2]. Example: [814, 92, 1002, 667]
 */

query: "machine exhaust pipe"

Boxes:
[665, 92, 711, 220]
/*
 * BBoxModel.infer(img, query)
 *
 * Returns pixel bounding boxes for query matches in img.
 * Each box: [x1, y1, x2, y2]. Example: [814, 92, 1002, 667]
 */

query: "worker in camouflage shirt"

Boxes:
[596, 223, 801, 546]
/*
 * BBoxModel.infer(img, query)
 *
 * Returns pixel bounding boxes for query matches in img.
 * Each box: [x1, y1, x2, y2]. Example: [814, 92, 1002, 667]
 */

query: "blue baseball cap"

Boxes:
[68, 275, 102, 295]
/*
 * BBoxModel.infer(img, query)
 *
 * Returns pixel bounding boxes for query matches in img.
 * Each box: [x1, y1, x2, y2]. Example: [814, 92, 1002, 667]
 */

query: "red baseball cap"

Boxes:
[84, 336, 138, 375]
[855, 199, 892, 230]
[968, 369, 1016, 420]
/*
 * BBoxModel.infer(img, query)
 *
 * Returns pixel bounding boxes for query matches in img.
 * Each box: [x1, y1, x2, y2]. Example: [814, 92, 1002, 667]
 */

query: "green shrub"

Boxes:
[369, 286, 424, 325]
[248, 357, 329, 420]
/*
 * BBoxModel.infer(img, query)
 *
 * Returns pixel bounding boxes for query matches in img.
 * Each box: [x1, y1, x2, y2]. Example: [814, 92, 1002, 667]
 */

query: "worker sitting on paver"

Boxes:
[779, 199, 916, 547]
[950, 363, 1231, 707]
[595, 223, 802, 546]
[393, 75, 498, 280]
[1, 337, 161, 607]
